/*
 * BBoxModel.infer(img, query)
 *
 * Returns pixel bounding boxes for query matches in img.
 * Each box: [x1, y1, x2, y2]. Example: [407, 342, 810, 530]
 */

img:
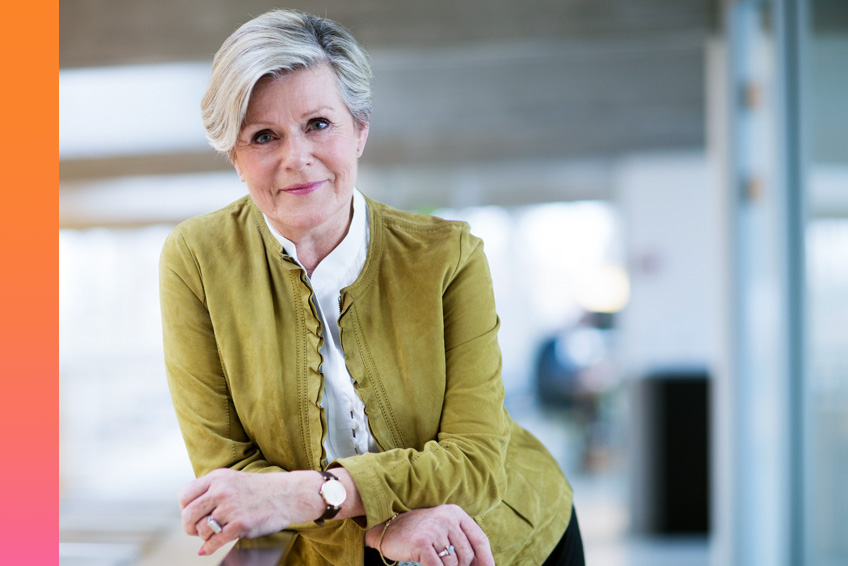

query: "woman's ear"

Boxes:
[231, 156, 245, 182]
[356, 122, 370, 158]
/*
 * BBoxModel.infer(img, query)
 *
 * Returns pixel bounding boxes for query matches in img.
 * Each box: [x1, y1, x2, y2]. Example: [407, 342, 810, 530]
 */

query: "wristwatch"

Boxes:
[316, 470, 346, 525]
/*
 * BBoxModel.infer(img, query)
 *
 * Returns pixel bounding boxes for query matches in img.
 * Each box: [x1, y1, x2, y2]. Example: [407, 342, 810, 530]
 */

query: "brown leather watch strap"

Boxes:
[315, 470, 344, 526]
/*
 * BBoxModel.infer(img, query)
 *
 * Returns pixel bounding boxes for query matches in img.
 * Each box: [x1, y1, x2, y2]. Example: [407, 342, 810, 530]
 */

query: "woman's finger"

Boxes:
[436, 542, 463, 566]
[419, 545, 448, 566]
[178, 474, 212, 509]
[195, 514, 224, 542]
[181, 492, 217, 536]
[445, 532, 474, 566]
[458, 514, 494, 566]
[198, 521, 237, 556]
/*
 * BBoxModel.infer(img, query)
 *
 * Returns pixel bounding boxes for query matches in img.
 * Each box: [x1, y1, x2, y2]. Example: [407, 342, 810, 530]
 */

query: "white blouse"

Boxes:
[263, 189, 378, 463]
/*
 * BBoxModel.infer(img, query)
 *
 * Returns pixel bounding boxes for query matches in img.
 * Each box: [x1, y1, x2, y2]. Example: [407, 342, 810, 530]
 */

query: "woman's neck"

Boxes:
[292, 231, 346, 278]
[272, 206, 354, 278]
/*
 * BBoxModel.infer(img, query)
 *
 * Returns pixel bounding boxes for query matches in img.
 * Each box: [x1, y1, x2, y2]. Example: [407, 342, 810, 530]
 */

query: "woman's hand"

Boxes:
[178, 468, 325, 556]
[365, 504, 494, 566]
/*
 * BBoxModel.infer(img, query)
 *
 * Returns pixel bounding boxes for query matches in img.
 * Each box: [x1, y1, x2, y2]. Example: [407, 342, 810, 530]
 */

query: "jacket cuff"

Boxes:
[331, 456, 393, 530]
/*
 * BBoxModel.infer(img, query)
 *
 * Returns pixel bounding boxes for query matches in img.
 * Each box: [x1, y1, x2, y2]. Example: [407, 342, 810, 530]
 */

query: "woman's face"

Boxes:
[232, 64, 369, 241]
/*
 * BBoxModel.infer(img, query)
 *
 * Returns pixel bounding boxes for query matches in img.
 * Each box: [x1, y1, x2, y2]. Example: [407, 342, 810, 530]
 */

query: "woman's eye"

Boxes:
[309, 118, 330, 131]
[253, 131, 273, 144]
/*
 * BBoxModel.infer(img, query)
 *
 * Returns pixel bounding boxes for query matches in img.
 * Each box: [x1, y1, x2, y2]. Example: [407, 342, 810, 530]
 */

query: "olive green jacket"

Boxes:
[160, 195, 573, 565]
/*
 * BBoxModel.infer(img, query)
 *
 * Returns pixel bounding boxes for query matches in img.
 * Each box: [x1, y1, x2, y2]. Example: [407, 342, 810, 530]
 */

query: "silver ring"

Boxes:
[207, 516, 223, 534]
[437, 545, 455, 558]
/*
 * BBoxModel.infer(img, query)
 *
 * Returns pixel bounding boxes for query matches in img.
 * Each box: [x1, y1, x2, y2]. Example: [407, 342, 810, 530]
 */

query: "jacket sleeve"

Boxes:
[160, 227, 284, 477]
[335, 226, 511, 528]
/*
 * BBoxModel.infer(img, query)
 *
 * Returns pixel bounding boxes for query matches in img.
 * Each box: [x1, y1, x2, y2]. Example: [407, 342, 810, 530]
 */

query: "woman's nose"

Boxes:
[281, 135, 311, 170]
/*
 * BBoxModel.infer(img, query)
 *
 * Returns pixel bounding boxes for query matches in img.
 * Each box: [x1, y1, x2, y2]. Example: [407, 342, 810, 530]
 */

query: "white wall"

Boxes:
[614, 151, 720, 379]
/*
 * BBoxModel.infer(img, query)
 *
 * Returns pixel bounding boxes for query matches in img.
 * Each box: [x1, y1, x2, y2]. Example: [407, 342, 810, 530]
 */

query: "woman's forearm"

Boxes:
[178, 466, 367, 556]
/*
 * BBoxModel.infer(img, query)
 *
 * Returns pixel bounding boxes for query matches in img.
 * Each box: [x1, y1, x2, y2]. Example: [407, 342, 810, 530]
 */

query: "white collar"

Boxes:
[263, 189, 369, 283]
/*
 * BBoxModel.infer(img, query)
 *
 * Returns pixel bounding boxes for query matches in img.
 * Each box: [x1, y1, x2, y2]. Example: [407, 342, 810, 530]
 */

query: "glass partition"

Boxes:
[804, 1, 848, 564]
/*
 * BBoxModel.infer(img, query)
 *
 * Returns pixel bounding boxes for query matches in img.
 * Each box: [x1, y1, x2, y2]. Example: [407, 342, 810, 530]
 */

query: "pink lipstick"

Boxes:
[281, 181, 324, 195]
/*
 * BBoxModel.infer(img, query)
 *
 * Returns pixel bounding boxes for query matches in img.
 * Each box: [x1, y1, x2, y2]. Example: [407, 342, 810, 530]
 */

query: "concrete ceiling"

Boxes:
[60, 0, 716, 224]
[60, 0, 716, 68]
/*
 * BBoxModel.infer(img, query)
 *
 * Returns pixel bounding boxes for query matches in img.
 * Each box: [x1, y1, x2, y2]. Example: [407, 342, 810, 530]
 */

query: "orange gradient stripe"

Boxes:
[0, 1, 58, 562]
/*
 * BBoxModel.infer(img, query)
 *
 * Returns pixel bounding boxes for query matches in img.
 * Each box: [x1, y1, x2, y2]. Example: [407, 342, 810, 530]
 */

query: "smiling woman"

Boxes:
[160, 9, 582, 566]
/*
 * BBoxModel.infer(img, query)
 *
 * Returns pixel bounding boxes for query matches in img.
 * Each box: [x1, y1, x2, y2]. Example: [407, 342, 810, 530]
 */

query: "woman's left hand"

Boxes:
[178, 468, 324, 556]
[365, 504, 494, 566]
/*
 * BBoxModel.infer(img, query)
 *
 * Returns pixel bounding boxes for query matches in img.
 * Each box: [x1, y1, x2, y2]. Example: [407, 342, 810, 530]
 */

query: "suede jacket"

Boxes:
[160, 195, 573, 566]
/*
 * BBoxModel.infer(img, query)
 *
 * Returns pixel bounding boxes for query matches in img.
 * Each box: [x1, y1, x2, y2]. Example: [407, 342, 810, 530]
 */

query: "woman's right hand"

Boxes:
[365, 504, 494, 566]
[180, 466, 367, 556]
[179, 468, 324, 556]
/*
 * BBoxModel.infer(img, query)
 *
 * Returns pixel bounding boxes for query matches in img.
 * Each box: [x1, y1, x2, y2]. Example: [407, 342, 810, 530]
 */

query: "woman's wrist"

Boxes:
[274, 470, 327, 525]
[377, 513, 401, 566]
[323, 467, 364, 520]
[280, 468, 364, 525]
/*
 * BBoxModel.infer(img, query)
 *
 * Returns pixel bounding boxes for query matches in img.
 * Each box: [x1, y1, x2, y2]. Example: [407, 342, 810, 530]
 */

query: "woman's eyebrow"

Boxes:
[299, 105, 334, 119]
[241, 106, 336, 129]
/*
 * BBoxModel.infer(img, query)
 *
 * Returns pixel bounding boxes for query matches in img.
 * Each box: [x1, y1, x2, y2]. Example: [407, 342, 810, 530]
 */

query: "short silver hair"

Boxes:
[201, 9, 372, 156]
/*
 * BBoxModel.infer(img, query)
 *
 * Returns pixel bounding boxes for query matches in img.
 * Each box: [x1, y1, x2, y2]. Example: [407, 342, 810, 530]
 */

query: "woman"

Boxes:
[160, 9, 583, 566]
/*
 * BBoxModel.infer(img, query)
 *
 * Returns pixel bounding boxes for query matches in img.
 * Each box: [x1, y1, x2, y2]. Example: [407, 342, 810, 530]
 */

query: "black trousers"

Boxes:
[364, 506, 585, 566]
[541, 506, 585, 566]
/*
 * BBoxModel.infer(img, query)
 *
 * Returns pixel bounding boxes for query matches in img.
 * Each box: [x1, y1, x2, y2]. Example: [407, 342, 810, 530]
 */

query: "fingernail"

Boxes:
[198, 549, 206, 556]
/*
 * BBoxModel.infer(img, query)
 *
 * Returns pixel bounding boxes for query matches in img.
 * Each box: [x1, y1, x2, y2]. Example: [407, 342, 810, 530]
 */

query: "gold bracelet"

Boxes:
[377, 512, 400, 566]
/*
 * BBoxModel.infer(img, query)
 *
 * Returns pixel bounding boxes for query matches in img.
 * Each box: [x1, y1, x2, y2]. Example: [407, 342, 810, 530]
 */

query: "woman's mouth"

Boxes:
[281, 181, 324, 195]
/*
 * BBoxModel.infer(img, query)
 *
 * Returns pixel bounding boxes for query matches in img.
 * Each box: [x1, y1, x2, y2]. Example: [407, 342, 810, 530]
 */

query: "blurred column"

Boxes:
[713, 1, 806, 565]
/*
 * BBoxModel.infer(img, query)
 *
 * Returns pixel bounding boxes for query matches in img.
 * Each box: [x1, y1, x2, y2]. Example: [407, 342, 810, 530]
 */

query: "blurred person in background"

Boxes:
[160, 9, 583, 566]
[534, 311, 618, 473]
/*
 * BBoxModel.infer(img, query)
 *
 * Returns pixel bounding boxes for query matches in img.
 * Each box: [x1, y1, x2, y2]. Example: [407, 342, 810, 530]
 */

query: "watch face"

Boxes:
[321, 479, 346, 507]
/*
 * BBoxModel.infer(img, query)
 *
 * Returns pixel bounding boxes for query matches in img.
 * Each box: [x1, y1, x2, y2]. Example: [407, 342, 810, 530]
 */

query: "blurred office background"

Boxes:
[59, 1, 847, 565]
